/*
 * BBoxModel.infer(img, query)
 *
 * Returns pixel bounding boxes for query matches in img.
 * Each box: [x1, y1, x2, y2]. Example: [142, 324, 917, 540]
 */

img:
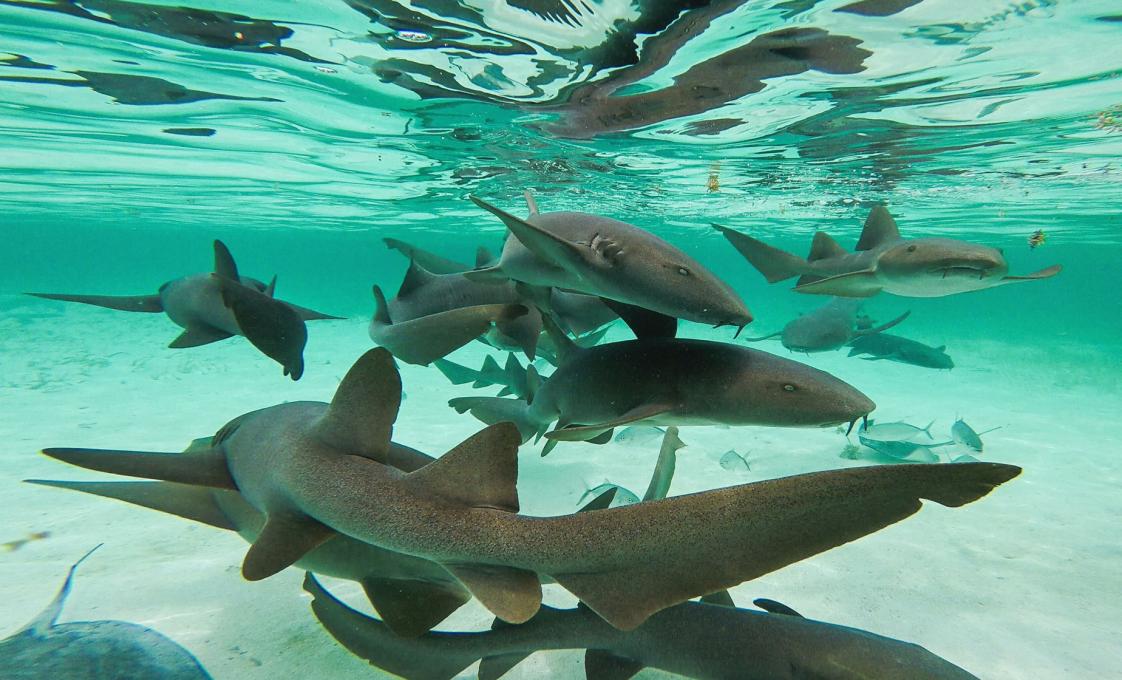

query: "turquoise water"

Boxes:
[2, 1, 1121, 679]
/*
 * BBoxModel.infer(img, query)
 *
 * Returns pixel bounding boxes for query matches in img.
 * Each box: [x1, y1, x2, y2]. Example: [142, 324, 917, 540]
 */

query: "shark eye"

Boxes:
[906, 245, 917, 253]
[677, 266, 690, 276]
[783, 384, 797, 392]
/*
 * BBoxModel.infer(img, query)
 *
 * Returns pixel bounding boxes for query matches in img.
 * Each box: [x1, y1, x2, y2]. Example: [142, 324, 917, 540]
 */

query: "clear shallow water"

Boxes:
[1, 1, 1121, 679]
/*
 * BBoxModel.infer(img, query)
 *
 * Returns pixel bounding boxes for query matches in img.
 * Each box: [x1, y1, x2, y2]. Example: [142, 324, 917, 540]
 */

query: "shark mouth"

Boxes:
[931, 266, 993, 280]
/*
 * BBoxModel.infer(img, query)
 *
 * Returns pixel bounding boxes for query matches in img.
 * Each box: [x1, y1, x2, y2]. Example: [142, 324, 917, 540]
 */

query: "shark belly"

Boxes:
[160, 275, 241, 334]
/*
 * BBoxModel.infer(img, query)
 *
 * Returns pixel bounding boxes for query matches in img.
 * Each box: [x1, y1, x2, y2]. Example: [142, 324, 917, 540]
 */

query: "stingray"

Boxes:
[0, 546, 212, 680]
[715, 205, 1060, 298]
[27, 240, 339, 380]
[305, 574, 979, 680]
[38, 348, 1019, 631]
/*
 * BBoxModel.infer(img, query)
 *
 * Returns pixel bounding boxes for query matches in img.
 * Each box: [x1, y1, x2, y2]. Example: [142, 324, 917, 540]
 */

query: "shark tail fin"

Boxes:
[26, 292, 164, 313]
[476, 354, 505, 387]
[305, 573, 480, 680]
[39, 447, 236, 489]
[434, 357, 479, 386]
[448, 397, 539, 442]
[713, 224, 809, 283]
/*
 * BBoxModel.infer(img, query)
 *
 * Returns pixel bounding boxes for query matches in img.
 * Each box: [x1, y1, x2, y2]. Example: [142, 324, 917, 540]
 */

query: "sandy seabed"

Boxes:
[1, 295, 1120, 680]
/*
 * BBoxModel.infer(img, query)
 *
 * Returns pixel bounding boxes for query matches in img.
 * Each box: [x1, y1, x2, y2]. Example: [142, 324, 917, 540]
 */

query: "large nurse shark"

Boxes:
[715, 205, 1060, 298]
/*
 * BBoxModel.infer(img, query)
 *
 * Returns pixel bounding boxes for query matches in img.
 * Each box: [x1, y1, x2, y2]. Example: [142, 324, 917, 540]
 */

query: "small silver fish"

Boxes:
[578, 483, 639, 508]
[858, 436, 947, 461]
[951, 419, 1000, 453]
[858, 419, 934, 442]
[719, 450, 751, 472]
[614, 426, 667, 447]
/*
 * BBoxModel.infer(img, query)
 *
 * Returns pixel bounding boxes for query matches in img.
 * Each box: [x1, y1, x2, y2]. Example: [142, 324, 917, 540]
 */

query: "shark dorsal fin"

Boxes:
[213, 240, 240, 280]
[699, 590, 736, 607]
[371, 285, 392, 325]
[523, 189, 540, 216]
[312, 347, 401, 462]
[855, 205, 901, 251]
[642, 426, 683, 501]
[264, 275, 277, 298]
[753, 597, 803, 617]
[21, 544, 102, 635]
[808, 231, 847, 261]
[396, 259, 436, 298]
[475, 246, 495, 268]
[405, 422, 521, 512]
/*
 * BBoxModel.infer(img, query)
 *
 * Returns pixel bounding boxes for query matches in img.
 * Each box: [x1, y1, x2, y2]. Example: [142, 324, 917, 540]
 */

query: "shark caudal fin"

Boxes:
[213, 241, 308, 380]
[25, 480, 236, 531]
[549, 462, 1020, 631]
[26, 292, 164, 313]
[449, 397, 540, 442]
[405, 423, 544, 624]
[38, 446, 236, 489]
[433, 357, 480, 386]
[305, 573, 481, 680]
[713, 224, 810, 283]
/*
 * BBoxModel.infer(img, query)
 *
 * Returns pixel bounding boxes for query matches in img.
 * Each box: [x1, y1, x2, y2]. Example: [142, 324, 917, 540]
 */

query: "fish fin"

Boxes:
[40, 447, 236, 489]
[807, 231, 847, 261]
[540, 310, 581, 363]
[713, 224, 808, 283]
[753, 598, 803, 617]
[361, 577, 471, 638]
[579, 487, 618, 512]
[477, 354, 504, 386]
[1000, 264, 1062, 283]
[448, 396, 538, 442]
[585, 650, 644, 680]
[462, 265, 509, 283]
[305, 573, 479, 680]
[212, 239, 240, 280]
[313, 347, 401, 463]
[855, 205, 901, 251]
[264, 275, 277, 298]
[742, 330, 782, 342]
[383, 237, 470, 274]
[26, 479, 236, 531]
[495, 307, 542, 361]
[642, 426, 683, 501]
[215, 275, 307, 380]
[371, 285, 392, 324]
[545, 403, 675, 442]
[793, 270, 882, 297]
[433, 358, 478, 385]
[444, 563, 543, 624]
[856, 309, 910, 336]
[405, 422, 521, 512]
[242, 513, 335, 581]
[372, 303, 528, 366]
[553, 463, 1020, 630]
[525, 364, 541, 404]
[479, 651, 532, 680]
[700, 590, 736, 607]
[476, 246, 496, 268]
[523, 189, 539, 216]
[396, 259, 438, 298]
[587, 429, 614, 445]
[285, 301, 344, 321]
[168, 325, 234, 348]
[922, 419, 936, 439]
[470, 196, 591, 270]
[20, 544, 102, 635]
[540, 438, 560, 457]
[26, 292, 164, 313]
[576, 324, 612, 347]
[599, 298, 677, 339]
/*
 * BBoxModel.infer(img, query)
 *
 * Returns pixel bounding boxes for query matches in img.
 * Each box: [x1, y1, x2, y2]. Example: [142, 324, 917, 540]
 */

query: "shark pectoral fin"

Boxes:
[242, 513, 335, 581]
[40, 447, 236, 489]
[361, 577, 471, 638]
[305, 573, 478, 680]
[545, 404, 674, 442]
[1000, 264, 1062, 284]
[25, 479, 236, 531]
[540, 439, 560, 457]
[585, 650, 645, 680]
[212, 240, 240, 280]
[445, 563, 543, 624]
[599, 299, 676, 339]
[753, 598, 803, 617]
[313, 347, 401, 463]
[699, 590, 736, 607]
[406, 422, 521, 512]
[642, 426, 683, 502]
[168, 325, 234, 348]
[470, 196, 588, 271]
[793, 271, 882, 297]
[855, 205, 900, 251]
[478, 651, 532, 680]
[27, 292, 164, 313]
[587, 429, 614, 445]
[216, 275, 308, 380]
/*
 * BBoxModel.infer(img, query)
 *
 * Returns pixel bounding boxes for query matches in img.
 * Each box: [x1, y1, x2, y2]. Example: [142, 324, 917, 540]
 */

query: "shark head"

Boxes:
[875, 238, 1009, 296]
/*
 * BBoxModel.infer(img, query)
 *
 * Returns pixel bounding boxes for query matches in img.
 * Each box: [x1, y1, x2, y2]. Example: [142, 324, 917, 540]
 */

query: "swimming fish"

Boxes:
[614, 425, 667, 447]
[0, 546, 212, 680]
[716, 205, 1061, 298]
[951, 419, 1001, 453]
[305, 573, 981, 680]
[28, 240, 338, 380]
[1, 531, 50, 553]
[860, 419, 935, 442]
[719, 450, 751, 472]
[847, 332, 954, 369]
[1027, 229, 1046, 249]
[37, 347, 1020, 631]
[579, 483, 640, 508]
